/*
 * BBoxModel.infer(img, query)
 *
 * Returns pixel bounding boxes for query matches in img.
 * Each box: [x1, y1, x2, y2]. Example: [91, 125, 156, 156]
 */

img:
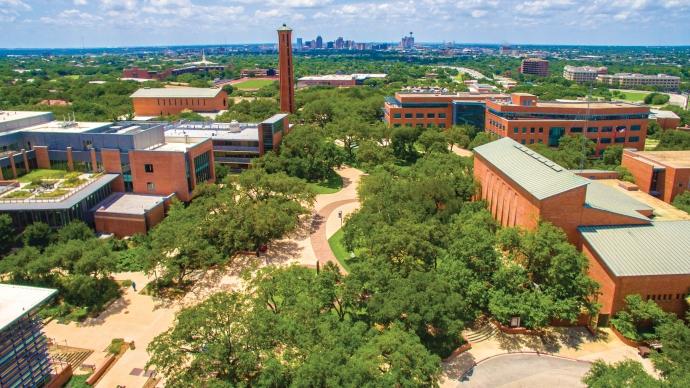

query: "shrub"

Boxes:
[108, 338, 125, 355]
[610, 294, 673, 342]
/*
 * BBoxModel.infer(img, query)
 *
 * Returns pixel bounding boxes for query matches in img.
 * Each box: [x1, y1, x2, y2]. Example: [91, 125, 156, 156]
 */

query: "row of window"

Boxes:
[513, 137, 640, 145]
[510, 125, 641, 135]
[156, 98, 209, 107]
[393, 123, 447, 128]
[647, 293, 688, 302]
[393, 112, 447, 119]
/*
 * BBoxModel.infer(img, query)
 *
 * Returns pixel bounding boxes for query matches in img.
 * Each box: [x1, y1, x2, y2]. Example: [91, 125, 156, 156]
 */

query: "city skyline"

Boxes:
[1, 0, 690, 48]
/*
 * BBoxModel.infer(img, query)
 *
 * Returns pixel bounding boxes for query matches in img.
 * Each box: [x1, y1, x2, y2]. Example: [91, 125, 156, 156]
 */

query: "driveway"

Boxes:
[457, 354, 591, 387]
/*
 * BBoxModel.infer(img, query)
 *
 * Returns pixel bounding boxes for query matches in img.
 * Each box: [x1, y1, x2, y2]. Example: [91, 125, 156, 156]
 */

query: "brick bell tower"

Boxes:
[277, 24, 295, 114]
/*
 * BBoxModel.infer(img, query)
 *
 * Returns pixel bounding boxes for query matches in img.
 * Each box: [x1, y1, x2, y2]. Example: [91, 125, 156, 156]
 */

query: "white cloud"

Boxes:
[40, 9, 103, 26]
[471, 9, 487, 17]
[73, 0, 88, 5]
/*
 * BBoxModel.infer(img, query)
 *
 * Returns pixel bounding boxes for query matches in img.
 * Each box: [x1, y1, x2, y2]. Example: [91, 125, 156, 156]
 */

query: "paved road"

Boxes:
[458, 354, 591, 388]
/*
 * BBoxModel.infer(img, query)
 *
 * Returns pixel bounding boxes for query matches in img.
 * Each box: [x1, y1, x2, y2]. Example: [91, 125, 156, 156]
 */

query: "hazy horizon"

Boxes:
[1, 1, 689, 48]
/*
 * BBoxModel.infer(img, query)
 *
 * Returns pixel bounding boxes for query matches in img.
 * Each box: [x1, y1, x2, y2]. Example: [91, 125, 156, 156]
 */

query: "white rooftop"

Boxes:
[165, 124, 259, 142]
[147, 137, 207, 152]
[21, 120, 111, 134]
[94, 193, 165, 215]
[650, 109, 681, 120]
[0, 111, 51, 123]
[130, 87, 222, 99]
[0, 284, 57, 331]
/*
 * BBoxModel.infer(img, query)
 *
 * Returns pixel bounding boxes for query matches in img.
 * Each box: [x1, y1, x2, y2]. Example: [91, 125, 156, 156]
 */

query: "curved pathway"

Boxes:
[457, 353, 590, 387]
[308, 167, 364, 274]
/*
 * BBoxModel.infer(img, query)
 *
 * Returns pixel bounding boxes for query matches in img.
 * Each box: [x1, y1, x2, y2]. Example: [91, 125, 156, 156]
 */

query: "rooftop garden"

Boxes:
[1, 170, 93, 201]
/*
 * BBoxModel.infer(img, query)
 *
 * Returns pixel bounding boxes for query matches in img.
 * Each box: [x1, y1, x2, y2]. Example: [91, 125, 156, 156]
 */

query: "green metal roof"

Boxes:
[579, 221, 690, 276]
[585, 181, 651, 221]
[473, 137, 590, 200]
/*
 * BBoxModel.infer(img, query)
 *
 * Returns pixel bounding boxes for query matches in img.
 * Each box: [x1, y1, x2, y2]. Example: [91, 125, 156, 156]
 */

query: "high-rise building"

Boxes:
[401, 32, 414, 49]
[335, 37, 344, 49]
[326, 41, 334, 49]
[278, 24, 296, 113]
[296, 37, 303, 50]
[316, 35, 323, 49]
[520, 58, 549, 77]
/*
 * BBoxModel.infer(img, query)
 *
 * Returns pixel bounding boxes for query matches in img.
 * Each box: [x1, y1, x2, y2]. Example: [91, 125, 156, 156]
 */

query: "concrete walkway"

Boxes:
[441, 326, 654, 387]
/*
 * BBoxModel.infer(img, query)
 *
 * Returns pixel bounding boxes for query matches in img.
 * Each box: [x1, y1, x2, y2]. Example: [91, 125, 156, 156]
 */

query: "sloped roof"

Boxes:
[585, 181, 651, 221]
[474, 137, 590, 200]
[579, 221, 690, 276]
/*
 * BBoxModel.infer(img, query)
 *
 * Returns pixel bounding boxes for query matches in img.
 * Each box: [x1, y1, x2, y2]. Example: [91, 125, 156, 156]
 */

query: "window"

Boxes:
[144, 164, 154, 173]
[530, 127, 535, 133]
[394, 124, 401, 127]
[587, 127, 598, 133]
[393, 113, 401, 119]
[439, 113, 446, 118]
[513, 128, 519, 134]
[427, 123, 434, 128]
[404, 113, 413, 118]
[538, 127, 543, 133]
[147, 182, 155, 192]
[529, 139, 534, 144]
[616, 125, 627, 132]
[521, 139, 526, 144]
[601, 126, 613, 132]
[439, 123, 446, 128]
[615, 137, 626, 143]
[405, 123, 412, 127]
[416, 113, 424, 118]
[600, 138, 612, 144]
[631, 125, 641, 131]
[427, 113, 435, 118]
[537, 139, 543, 143]
[570, 127, 583, 133]
[522, 127, 527, 133]
[416, 124, 424, 128]
[629, 136, 640, 142]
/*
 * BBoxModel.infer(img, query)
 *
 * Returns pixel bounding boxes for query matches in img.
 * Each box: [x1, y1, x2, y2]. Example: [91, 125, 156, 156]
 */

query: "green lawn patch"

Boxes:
[645, 138, 660, 151]
[234, 79, 275, 90]
[17, 169, 68, 183]
[614, 91, 649, 102]
[328, 229, 351, 272]
[308, 173, 343, 195]
[3, 190, 32, 199]
[35, 189, 70, 198]
[65, 374, 91, 388]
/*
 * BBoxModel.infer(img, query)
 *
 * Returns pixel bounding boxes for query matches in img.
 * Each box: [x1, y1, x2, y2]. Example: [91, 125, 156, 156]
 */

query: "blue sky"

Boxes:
[1, 0, 689, 48]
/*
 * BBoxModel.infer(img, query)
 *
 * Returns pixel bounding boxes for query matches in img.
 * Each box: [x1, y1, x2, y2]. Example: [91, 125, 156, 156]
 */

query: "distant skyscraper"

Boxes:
[335, 37, 344, 49]
[316, 35, 323, 49]
[278, 24, 295, 114]
[401, 32, 414, 49]
[327, 41, 334, 49]
[296, 37, 303, 50]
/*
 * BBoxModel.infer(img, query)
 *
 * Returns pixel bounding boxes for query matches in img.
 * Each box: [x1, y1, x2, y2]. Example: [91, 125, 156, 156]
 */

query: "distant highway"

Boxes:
[437, 66, 488, 80]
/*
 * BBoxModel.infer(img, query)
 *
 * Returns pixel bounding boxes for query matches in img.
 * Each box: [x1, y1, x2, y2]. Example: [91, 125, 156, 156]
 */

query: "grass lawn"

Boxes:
[615, 91, 649, 102]
[328, 229, 351, 272]
[234, 79, 275, 90]
[307, 173, 343, 195]
[645, 138, 660, 150]
[17, 169, 68, 183]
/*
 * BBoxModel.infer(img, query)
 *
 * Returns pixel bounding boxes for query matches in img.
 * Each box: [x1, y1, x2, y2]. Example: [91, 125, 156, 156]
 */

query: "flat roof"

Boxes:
[19, 120, 113, 134]
[147, 137, 207, 152]
[593, 179, 690, 221]
[650, 109, 681, 120]
[94, 192, 165, 215]
[130, 87, 222, 99]
[629, 150, 690, 169]
[0, 174, 119, 211]
[165, 124, 259, 142]
[0, 284, 57, 331]
[580, 221, 690, 277]
[474, 137, 590, 200]
[0, 111, 52, 123]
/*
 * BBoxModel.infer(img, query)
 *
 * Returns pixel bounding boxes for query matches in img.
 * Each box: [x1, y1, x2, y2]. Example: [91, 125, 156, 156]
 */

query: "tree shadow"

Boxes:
[442, 351, 477, 382]
[494, 331, 563, 354]
[78, 296, 131, 327]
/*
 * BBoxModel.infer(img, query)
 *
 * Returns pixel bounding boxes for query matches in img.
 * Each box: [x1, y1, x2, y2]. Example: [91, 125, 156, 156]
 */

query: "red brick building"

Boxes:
[622, 149, 690, 204]
[384, 90, 510, 129]
[122, 67, 171, 81]
[520, 58, 549, 77]
[130, 87, 228, 116]
[93, 193, 168, 237]
[474, 138, 690, 322]
[485, 93, 649, 155]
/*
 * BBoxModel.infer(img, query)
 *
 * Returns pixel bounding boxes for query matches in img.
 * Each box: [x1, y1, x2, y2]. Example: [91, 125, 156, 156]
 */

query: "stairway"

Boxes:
[49, 345, 94, 369]
[464, 321, 498, 343]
